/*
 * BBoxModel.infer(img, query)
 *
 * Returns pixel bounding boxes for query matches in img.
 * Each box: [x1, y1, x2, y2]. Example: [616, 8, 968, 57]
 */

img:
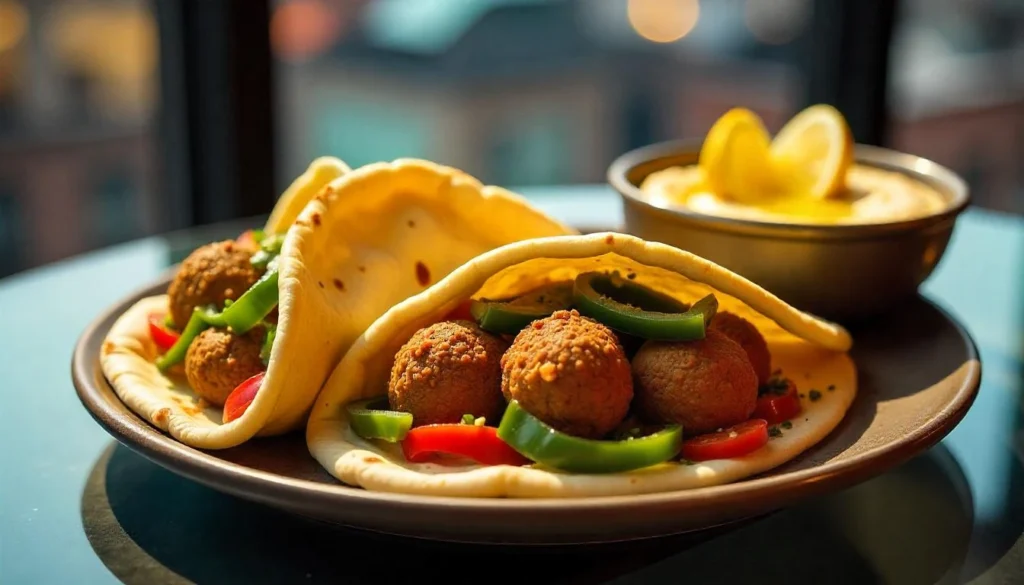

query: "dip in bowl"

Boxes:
[608, 140, 969, 322]
[641, 162, 948, 226]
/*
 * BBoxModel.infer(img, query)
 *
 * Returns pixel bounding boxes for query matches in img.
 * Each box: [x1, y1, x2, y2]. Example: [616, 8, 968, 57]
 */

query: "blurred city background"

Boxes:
[0, 0, 1021, 278]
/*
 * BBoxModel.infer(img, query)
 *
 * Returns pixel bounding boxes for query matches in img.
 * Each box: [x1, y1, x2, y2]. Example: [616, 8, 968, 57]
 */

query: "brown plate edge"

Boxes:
[71, 276, 982, 543]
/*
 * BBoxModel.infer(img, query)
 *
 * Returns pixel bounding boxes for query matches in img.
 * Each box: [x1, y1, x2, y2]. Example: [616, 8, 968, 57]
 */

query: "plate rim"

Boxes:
[72, 275, 982, 516]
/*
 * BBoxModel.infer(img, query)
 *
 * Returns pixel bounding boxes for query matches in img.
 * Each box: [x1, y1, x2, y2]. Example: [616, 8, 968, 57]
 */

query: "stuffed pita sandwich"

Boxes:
[99, 157, 575, 449]
[307, 232, 856, 497]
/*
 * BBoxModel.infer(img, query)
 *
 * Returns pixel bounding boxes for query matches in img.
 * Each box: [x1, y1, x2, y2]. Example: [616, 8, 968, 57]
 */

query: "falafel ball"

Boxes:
[632, 329, 757, 436]
[709, 311, 772, 385]
[167, 240, 262, 329]
[501, 309, 632, 439]
[184, 327, 266, 406]
[388, 320, 507, 426]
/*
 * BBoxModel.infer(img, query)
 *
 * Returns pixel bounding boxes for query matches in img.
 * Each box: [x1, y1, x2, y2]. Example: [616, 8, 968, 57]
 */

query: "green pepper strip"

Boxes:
[155, 268, 280, 371]
[573, 272, 717, 341]
[347, 398, 413, 442]
[154, 305, 219, 371]
[470, 301, 552, 334]
[497, 400, 682, 473]
[250, 233, 285, 269]
[218, 268, 279, 333]
[469, 282, 574, 334]
[259, 323, 277, 366]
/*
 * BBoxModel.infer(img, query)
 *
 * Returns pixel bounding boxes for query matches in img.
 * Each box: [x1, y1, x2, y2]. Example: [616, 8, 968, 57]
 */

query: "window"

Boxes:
[0, 0, 159, 272]
[272, 0, 812, 192]
[486, 110, 572, 187]
[89, 168, 141, 248]
[887, 0, 1024, 214]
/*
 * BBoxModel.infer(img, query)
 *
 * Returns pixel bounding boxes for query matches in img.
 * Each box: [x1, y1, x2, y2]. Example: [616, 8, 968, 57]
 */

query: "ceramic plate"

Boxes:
[73, 278, 980, 544]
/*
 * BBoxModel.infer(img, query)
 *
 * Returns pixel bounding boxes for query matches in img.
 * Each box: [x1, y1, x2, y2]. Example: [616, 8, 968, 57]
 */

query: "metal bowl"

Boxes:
[607, 140, 971, 323]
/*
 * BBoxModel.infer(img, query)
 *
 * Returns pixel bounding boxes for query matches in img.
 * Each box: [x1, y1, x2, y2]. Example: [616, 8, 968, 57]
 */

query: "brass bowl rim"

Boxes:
[607, 139, 971, 241]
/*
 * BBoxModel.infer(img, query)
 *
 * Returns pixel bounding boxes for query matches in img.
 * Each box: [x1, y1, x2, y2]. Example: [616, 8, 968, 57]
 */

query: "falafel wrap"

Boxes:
[99, 158, 575, 449]
[306, 232, 856, 497]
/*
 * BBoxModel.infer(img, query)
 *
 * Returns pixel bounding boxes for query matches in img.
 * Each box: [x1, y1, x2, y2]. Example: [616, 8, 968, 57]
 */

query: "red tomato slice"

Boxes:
[402, 424, 530, 466]
[442, 300, 474, 322]
[223, 371, 265, 423]
[147, 312, 180, 351]
[236, 229, 259, 249]
[680, 419, 769, 461]
[752, 379, 802, 425]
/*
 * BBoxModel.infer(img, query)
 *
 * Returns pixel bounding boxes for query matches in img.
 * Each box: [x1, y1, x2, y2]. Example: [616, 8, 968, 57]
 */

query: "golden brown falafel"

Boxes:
[184, 327, 266, 406]
[501, 309, 632, 439]
[167, 240, 262, 329]
[388, 320, 507, 426]
[709, 311, 772, 386]
[632, 329, 757, 436]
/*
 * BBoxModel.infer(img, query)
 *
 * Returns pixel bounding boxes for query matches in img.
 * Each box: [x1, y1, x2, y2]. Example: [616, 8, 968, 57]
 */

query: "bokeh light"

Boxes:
[0, 0, 28, 54]
[627, 0, 700, 44]
[271, 0, 345, 63]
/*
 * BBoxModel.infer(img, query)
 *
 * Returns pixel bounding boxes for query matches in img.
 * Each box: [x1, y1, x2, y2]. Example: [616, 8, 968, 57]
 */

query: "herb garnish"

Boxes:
[809, 389, 822, 402]
[781, 421, 793, 430]
[759, 375, 790, 396]
[827, 384, 835, 391]
[768, 426, 783, 438]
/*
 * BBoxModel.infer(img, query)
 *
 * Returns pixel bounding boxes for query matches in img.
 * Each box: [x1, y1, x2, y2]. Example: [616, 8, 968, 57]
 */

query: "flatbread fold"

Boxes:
[306, 232, 856, 497]
[100, 158, 575, 449]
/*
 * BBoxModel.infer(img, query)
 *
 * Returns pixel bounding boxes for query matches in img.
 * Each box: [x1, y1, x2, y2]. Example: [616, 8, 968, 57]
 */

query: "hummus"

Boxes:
[639, 164, 948, 225]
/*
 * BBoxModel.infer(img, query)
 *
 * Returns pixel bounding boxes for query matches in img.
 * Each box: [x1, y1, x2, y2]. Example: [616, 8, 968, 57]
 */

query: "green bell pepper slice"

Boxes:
[259, 323, 277, 366]
[572, 272, 718, 341]
[497, 400, 682, 473]
[154, 305, 219, 371]
[155, 267, 280, 372]
[250, 233, 285, 269]
[470, 281, 574, 334]
[217, 268, 279, 334]
[347, 398, 414, 442]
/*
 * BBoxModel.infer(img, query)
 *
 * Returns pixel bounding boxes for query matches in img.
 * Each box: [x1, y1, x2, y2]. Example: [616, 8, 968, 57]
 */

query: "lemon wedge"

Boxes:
[698, 108, 778, 203]
[770, 104, 853, 199]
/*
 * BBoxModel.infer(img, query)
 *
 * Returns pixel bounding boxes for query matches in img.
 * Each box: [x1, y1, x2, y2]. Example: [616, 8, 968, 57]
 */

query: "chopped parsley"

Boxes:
[768, 426, 783, 438]
[827, 384, 836, 391]
[809, 389, 822, 402]
[781, 421, 793, 430]
[759, 375, 791, 396]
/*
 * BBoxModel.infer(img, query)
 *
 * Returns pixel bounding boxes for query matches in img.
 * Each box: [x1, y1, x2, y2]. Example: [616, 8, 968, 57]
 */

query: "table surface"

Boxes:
[2, 185, 1022, 585]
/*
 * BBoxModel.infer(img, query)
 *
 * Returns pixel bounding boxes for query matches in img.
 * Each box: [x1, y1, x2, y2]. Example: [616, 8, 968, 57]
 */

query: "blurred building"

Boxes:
[0, 0, 158, 277]
[0, 0, 1020, 280]
[274, 0, 804, 187]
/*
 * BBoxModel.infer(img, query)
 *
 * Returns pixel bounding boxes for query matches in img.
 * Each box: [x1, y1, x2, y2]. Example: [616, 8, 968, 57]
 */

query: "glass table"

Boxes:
[2, 185, 1021, 584]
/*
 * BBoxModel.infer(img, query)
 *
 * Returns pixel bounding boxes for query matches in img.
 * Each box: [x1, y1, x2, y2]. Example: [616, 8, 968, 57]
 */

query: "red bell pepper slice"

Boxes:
[442, 300, 475, 322]
[402, 424, 530, 466]
[752, 378, 802, 425]
[222, 371, 265, 423]
[147, 312, 181, 352]
[236, 229, 260, 250]
[680, 419, 769, 461]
